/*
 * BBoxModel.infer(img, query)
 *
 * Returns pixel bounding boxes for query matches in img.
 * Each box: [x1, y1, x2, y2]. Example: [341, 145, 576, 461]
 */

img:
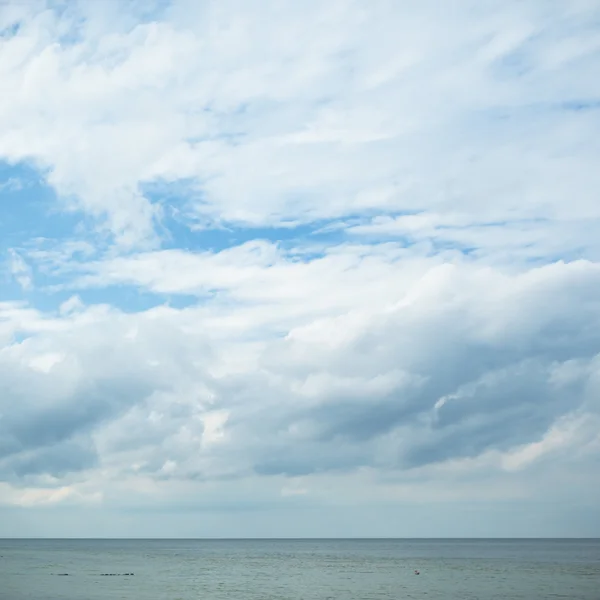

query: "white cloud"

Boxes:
[0, 177, 24, 192]
[0, 482, 102, 508]
[1, 0, 599, 249]
[1, 0, 600, 537]
[7, 249, 33, 291]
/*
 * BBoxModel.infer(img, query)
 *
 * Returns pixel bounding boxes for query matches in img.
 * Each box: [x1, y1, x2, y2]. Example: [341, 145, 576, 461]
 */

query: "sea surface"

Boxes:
[1, 538, 599, 600]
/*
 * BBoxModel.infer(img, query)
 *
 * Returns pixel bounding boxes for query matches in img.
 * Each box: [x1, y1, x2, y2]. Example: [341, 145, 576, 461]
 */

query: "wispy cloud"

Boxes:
[7, 249, 33, 291]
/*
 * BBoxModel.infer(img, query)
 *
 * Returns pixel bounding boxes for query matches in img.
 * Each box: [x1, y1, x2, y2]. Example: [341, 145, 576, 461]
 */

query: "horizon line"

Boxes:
[2, 537, 599, 541]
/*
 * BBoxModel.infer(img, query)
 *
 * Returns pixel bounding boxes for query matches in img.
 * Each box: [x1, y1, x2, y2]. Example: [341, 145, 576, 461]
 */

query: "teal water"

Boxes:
[1, 539, 599, 599]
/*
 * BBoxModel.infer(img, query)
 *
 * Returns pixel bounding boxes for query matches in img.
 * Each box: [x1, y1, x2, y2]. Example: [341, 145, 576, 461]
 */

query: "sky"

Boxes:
[0, 0, 600, 539]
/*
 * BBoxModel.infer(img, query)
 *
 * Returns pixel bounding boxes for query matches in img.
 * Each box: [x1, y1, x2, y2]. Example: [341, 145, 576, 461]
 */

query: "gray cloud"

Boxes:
[9, 438, 98, 480]
[1, 261, 598, 490]
[203, 262, 600, 477]
[0, 311, 214, 481]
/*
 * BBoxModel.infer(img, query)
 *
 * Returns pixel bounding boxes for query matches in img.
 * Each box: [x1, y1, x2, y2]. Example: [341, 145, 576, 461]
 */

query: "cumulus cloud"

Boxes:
[2, 257, 600, 528]
[0, 0, 599, 537]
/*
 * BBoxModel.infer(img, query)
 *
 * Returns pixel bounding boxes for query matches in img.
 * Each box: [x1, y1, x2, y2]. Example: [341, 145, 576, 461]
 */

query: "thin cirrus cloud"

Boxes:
[0, 0, 599, 538]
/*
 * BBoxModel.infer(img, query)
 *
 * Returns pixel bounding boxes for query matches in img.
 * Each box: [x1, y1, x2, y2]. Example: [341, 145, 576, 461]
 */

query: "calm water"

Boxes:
[1, 538, 599, 600]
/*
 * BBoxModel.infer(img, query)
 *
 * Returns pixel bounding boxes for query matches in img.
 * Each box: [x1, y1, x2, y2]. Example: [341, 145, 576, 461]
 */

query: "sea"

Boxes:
[0, 538, 599, 600]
